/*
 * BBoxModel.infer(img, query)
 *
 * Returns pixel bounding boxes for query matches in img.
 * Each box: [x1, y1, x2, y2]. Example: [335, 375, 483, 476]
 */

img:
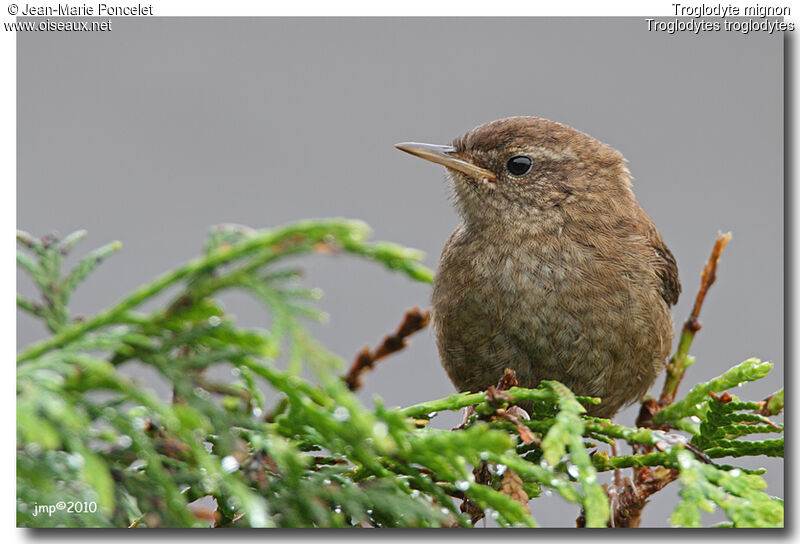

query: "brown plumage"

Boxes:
[397, 116, 680, 418]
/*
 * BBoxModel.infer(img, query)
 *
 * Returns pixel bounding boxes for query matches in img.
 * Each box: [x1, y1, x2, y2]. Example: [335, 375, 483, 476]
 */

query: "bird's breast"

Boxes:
[431, 223, 672, 414]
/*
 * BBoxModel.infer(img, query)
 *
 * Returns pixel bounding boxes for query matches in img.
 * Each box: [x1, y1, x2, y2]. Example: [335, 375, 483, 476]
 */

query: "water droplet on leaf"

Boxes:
[566, 464, 580, 479]
[372, 422, 389, 439]
[332, 406, 350, 422]
[221, 455, 239, 473]
[193, 387, 211, 400]
[66, 453, 85, 470]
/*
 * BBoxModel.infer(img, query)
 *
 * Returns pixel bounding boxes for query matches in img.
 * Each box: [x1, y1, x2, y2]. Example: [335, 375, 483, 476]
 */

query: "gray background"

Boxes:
[17, 18, 783, 527]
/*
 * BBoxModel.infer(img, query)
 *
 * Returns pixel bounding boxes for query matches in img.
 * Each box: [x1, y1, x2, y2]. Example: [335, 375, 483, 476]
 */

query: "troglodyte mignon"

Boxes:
[396, 116, 680, 418]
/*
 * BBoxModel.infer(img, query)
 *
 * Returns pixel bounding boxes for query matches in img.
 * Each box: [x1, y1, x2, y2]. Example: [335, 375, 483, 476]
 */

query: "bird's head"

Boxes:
[397, 116, 634, 230]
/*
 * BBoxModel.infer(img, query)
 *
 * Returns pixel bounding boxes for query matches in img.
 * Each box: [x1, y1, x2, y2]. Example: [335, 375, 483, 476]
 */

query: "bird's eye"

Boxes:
[506, 155, 533, 177]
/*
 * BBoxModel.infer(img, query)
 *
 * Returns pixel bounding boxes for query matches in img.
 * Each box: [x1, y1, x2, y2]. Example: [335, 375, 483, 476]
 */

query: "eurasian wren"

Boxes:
[397, 116, 680, 418]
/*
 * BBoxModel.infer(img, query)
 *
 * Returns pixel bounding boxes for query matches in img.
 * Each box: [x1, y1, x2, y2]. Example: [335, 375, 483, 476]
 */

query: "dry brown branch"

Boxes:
[757, 390, 784, 417]
[608, 468, 679, 528]
[658, 232, 731, 407]
[686, 232, 732, 333]
[192, 506, 221, 523]
[461, 462, 492, 525]
[496, 367, 519, 391]
[503, 412, 538, 446]
[499, 469, 531, 513]
[614, 233, 732, 528]
[707, 391, 732, 403]
[344, 307, 430, 391]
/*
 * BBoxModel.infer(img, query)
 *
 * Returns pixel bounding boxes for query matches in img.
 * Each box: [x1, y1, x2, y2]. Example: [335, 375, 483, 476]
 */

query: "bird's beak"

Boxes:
[395, 142, 497, 183]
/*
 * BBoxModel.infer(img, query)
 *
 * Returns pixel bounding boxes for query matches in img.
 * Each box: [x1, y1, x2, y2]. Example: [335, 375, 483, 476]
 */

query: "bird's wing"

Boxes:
[638, 208, 681, 306]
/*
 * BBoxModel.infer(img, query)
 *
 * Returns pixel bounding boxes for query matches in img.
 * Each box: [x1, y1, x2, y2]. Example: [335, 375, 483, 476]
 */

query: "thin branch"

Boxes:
[17, 220, 375, 363]
[401, 386, 560, 420]
[16, 295, 43, 317]
[614, 232, 732, 528]
[659, 232, 731, 407]
[16, 229, 40, 249]
[17, 226, 301, 363]
[609, 468, 678, 528]
[757, 389, 784, 417]
[344, 307, 430, 391]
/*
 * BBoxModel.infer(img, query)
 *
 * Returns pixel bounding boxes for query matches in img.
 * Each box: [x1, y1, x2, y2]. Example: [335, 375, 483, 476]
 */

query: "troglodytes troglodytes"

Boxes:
[396, 116, 681, 418]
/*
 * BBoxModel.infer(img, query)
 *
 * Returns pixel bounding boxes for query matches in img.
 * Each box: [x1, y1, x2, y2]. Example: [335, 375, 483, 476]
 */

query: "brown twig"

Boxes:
[707, 391, 732, 404]
[193, 506, 221, 524]
[495, 367, 519, 392]
[461, 462, 492, 525]
[492, 368, 539, 445]
[344, 307, 430, 391]
[613, 233, 731, 528]
[603, 467, 680, 528]
[658, 232, 731, 407]
[757, 389, 784, 417]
